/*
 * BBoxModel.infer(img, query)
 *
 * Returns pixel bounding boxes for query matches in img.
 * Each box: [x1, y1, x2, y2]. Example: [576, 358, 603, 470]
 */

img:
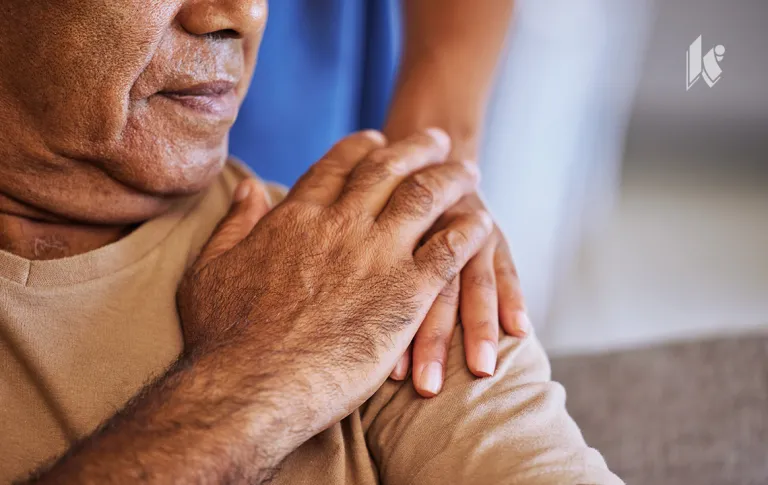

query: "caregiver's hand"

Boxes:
[385, 133, 529, 398]
[390, 192, 530, 398]
[178, 129, 492, 449]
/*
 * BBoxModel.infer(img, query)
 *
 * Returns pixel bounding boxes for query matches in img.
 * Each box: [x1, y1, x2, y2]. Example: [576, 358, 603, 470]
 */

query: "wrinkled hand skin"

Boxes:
[27, 129, 492, 485]
[179, 198, 421, 384]
[177, 127, 493, 432]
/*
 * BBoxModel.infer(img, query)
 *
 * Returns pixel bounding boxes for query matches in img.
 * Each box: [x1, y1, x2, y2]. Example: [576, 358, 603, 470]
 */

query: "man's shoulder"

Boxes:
[359, 328, 624, 484]
[360, 327, 551, 431]
[224, 158, 288, 208]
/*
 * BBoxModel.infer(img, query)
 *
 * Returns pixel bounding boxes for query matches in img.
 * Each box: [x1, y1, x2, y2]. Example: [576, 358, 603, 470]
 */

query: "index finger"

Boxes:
[288, 130, 387, 205]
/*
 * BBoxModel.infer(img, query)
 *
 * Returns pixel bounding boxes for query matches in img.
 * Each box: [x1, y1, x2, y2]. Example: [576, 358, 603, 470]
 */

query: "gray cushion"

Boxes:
[551, 334, 768, 485]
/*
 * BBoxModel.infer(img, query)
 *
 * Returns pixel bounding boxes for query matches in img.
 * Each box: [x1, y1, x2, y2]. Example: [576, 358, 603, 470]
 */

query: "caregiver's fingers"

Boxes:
[389, 345, 411, 381]
[414, 211, 493, 294]
[378, 161, 480, 250]
[411, 277, 460, 398]
[340, 128, 451, 214]
[460, 241, 500, 377]
[289, 130, 387, 205]
[495, 238, 531, 338]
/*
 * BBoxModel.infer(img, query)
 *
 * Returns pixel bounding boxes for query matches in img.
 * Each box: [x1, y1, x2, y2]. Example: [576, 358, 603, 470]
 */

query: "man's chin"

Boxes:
[89, 153, 228, 222]
[97, 142, 230, 193]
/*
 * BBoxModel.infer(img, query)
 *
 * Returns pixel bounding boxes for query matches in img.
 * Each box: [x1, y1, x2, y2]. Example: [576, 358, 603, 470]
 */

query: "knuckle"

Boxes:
[400, 173, 437, 215]
[410, 130, 444, 151]
[367, 148, 399, 168]
[419, 328, 450, 352]
[351, 161, 390, 188]
[466, 319, 494, 332]
[495, 264, 518, 279]
[367, 149, 408, 176]
[437, 282, 460, 302]
[299, 159, 343, 189]
[453, 162, 479, 187]
[296, 163, 322, 185]
[426, 232, 462, 280]
[349, 149, 408, 189]
[335, 197, 368, 223]
[442, 228, 469, 261]
[382, 154, 409, 176]
[467, 272, 496, 292]
[278, 199, 309, 218]
[318, 157, 349, 176]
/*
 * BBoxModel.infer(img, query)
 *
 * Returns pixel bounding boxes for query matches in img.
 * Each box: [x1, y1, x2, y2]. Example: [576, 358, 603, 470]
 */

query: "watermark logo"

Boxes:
[686, 35, 725, 90]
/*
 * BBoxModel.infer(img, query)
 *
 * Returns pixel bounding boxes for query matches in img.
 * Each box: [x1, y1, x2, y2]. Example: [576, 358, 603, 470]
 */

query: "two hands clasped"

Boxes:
[179, 127, 528, 409]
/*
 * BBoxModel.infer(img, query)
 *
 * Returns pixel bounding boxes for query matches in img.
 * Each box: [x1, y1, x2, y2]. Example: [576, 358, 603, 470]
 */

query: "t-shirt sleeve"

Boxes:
[361, 327, 624, 485]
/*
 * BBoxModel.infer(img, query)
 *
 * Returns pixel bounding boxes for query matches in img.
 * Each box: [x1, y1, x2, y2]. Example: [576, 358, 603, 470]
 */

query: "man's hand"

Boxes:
[179, 127, 492, 464]
[26, 128, 492, 484]
[179, 127, 492, 416]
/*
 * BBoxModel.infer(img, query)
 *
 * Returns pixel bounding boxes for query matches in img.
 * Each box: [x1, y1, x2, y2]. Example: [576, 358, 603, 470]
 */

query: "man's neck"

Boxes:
[0, 194, 132, 260]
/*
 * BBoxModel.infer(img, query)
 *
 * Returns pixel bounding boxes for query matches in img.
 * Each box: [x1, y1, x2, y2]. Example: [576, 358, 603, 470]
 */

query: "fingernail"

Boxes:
[419, 362, 443, 396]
[426, 127, 450, 148]
[362, 129, 387, 144]
[233, 180, 252, 202]
[391, 357, 408, 381]
[476, 341, 497, 377]
[514, 311, 532, 337]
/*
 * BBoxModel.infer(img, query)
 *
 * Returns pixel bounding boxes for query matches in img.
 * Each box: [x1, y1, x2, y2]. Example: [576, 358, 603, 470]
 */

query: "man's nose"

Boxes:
[177, 0, 267, 39]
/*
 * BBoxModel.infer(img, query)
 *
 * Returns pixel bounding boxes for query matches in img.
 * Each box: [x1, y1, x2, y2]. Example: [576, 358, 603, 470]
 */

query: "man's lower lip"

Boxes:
[160, 92, 238, 118]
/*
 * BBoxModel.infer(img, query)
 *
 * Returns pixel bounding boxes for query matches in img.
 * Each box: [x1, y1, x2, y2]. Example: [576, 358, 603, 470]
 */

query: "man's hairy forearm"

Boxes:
[22, 344, 314, 485]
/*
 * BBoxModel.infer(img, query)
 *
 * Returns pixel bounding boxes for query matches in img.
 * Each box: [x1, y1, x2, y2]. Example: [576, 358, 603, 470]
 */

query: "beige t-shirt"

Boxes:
[0, 163, 623, 484]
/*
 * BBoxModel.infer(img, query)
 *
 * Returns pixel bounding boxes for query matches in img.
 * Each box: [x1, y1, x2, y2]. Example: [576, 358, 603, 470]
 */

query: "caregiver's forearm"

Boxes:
[387, 0, 515, 159]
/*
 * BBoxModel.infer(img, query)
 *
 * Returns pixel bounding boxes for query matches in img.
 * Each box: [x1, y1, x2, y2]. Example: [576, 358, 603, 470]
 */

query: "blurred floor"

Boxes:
[541, 154, 768, 356]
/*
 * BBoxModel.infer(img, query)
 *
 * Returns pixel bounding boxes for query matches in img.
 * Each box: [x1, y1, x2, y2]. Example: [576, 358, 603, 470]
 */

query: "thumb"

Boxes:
[193, 178, 271, 273]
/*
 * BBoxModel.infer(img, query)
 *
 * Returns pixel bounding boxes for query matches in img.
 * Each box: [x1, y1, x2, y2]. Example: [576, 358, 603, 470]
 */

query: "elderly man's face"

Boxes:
[0, 1, 266, 224]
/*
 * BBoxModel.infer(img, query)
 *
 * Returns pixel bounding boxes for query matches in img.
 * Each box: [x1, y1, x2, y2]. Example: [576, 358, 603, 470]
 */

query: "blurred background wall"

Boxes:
[481, 0, 768, 356]
[481, 3, 767, 480]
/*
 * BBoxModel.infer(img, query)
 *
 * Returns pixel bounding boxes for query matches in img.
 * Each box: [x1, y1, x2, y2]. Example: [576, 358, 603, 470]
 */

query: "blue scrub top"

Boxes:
[229, 0, 402, 186]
